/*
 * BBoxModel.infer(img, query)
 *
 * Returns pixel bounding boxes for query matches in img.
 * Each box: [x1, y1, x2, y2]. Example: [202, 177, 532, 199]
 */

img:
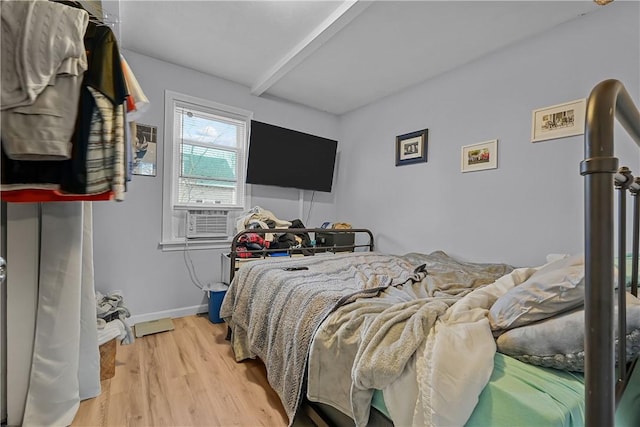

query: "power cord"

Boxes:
[306, 190, 315, 225]
[183, 237, 205, 290]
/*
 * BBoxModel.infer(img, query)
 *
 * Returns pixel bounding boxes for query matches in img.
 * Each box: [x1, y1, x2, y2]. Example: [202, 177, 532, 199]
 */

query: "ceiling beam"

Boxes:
[250, 0, 372, 97]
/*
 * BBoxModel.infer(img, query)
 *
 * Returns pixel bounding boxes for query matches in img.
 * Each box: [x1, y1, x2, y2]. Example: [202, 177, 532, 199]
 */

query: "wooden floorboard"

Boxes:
[72, 315, 312, 427]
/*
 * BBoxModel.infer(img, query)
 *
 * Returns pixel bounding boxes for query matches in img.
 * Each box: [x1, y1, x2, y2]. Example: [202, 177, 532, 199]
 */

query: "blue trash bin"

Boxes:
[207, 283, 228, 324]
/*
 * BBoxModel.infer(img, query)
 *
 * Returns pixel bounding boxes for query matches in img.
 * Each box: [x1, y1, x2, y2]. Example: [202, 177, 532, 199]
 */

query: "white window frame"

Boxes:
[160, 90, 252, 250]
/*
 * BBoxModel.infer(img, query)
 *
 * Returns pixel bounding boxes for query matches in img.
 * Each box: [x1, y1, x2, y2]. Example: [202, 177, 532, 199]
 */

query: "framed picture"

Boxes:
[531, 98, 586, 143]
[396, 129, 428, 166]
[461, 139, 498, 173]
[133, 123, 157, 176]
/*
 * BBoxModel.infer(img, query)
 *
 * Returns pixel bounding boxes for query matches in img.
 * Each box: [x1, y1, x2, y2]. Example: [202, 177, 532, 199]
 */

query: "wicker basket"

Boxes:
[99, 338, 117, 381]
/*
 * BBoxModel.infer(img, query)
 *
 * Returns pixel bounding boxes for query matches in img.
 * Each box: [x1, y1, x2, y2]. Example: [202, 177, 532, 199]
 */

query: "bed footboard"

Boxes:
[581, 79, 640, 427]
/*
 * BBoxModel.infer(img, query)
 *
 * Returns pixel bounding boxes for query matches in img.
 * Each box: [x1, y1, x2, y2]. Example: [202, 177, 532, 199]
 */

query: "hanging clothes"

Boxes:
[121, 55, 150, 121]
[0, 1, 141, 426]
[84, 87, 126, 198]
[0, 2, 131, 202]
[1, 0, 88, 160]
[0, 0, 88, 110]
[120, 55, 150, 181]
[0, 188, 114, 202]
[60, 19, 128, 197]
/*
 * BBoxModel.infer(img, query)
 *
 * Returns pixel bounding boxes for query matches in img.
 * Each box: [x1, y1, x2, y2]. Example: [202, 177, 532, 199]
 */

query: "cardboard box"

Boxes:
[99, 338, 116, 381]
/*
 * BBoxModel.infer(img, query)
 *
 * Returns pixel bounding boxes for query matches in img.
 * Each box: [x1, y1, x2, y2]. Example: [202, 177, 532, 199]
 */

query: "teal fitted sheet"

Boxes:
[372, 353, 586, 427]
[371, 388, 387, 419]
[616, 358, 640, 427]
[467, 353, 585, 426]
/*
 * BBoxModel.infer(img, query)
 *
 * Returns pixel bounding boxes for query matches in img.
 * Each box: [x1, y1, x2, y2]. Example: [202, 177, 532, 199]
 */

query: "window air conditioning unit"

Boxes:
[186, 210, 228, 239]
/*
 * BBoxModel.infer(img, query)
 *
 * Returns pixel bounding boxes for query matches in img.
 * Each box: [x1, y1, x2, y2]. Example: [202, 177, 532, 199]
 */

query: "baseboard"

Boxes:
[129, 304, 208, 325]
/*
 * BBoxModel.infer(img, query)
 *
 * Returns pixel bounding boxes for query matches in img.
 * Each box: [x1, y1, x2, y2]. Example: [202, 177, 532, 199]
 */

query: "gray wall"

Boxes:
[94, 2, 640, 319]
[92, 51, 338, 319]
[335, 2, 640, 268]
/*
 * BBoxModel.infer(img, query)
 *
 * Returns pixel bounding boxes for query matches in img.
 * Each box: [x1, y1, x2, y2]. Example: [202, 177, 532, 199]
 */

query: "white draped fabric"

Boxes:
[22, 202, 100, 426]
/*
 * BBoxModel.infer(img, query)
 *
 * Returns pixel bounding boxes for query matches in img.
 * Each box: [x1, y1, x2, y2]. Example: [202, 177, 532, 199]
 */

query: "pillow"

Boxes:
[489, 254, 585, 331]
[496, 292, 640, 372]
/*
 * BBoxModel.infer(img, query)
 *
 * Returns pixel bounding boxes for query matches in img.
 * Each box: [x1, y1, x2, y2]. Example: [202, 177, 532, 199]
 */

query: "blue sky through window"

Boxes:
[181, 113, 238, 148]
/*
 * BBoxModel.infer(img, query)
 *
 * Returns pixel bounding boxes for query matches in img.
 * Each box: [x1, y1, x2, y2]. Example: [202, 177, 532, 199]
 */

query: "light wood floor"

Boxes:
[72, 315, 313, 427]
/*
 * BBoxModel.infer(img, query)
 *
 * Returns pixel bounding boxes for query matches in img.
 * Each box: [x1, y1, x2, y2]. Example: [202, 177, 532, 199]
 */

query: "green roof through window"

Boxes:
[182, 152, 236, 183]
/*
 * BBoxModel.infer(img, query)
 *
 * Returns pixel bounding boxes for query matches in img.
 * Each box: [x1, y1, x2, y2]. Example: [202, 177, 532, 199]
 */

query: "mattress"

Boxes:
[372, 353, 586, 427]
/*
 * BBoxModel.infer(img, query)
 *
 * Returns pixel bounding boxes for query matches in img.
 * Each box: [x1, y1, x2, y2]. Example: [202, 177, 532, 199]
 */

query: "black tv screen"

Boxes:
[246, 121, 338, 192]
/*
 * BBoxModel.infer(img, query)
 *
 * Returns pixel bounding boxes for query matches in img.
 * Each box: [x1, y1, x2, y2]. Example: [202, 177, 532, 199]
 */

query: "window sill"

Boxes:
[159, 238, 232, 251]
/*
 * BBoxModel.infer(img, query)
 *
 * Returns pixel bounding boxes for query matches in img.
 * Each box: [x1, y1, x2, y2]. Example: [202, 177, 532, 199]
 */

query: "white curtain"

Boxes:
[22, 202, 100, 426]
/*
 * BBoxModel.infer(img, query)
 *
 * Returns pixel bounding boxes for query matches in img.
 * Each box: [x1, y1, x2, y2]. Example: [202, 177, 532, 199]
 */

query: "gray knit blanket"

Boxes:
[219, 252, 426, 425]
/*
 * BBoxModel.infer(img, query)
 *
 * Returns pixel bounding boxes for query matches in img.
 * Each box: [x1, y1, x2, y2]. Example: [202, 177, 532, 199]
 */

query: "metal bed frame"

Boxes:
[225, 80, 640, 426]
[228, 227, 374, 284]
[226, 227, 375, 426]
[582, 79, 640, 427]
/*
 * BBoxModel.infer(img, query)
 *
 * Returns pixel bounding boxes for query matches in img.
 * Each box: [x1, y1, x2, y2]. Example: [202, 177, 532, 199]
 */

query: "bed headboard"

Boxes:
[581, 79, 640, 427]
[228, 228, 375, 284]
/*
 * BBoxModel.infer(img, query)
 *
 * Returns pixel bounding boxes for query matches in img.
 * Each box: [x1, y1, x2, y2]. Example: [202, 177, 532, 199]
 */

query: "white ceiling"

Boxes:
[117, 1, 603, 115]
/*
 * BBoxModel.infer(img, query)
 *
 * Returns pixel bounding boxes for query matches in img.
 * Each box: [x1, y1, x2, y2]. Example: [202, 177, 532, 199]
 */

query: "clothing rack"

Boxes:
[52, 0, 115, 24]
[52, 0, 121, 39]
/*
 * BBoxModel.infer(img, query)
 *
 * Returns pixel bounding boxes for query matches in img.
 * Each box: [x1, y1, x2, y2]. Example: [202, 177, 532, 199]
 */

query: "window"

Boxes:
[161, 91, 252, 249]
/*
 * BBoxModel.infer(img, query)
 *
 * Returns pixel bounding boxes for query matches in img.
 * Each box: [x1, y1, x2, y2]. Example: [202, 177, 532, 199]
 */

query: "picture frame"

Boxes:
[396, 129, 428, 166]
[461, 139, 498, 173]
[133, 123, 158, 176]
[531, 98, 586, 143]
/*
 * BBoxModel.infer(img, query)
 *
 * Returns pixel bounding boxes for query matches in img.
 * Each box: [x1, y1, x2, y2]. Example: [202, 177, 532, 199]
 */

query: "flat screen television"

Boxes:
[246, 121, 338, 192]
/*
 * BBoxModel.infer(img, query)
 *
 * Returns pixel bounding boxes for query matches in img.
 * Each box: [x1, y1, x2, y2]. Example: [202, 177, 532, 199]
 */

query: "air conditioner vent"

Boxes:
[186, 210, 228, 239]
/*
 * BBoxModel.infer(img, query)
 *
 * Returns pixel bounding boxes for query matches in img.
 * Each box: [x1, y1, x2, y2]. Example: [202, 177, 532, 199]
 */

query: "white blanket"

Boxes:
[409, 266, 536, 426]
[307, 251, 520, 426]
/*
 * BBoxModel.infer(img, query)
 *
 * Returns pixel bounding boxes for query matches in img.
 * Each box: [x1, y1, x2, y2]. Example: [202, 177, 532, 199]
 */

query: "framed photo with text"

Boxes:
[396, 129, 428, 166]
[531, 98, 586, 143]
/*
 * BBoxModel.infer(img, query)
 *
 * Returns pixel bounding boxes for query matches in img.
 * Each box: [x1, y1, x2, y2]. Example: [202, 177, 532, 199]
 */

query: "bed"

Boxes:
[220, 79, 640, 427]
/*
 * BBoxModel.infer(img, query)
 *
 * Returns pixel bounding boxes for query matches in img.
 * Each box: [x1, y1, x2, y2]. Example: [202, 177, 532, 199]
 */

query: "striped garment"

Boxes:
[86, 87, 125, 199]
